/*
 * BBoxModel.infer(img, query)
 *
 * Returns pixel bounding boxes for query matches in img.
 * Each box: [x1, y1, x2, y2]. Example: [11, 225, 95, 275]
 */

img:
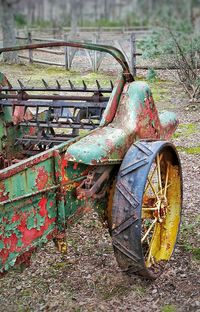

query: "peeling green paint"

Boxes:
[5, 252, 18, 269]
[0, 240, 4, 250]
[0, 57, 179, 274]
[27, 213, 36, 230]
[66, 81, 178, 165]
[35, 213, 45, 230]
[16, 239, 23, 248]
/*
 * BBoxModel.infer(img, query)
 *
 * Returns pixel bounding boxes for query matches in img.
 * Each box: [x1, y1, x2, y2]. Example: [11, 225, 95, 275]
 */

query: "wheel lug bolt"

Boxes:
[124, 235, 129, 241]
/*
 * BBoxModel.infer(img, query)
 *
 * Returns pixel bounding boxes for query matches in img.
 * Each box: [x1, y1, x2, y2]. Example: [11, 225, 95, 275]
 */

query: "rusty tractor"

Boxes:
[0, 42, 182, 279]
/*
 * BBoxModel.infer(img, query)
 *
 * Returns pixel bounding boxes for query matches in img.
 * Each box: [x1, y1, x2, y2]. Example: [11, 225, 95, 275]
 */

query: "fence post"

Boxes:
[16, 29, 19, 45]
[27, 32, 33, 63]
[64, 34, 69, 70]
[131, 32, 136, 77]
[93, 34, 97, 72]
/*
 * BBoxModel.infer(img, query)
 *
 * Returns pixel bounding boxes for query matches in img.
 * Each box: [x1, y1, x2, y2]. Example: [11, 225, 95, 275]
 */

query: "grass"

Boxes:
[1, 63, 176, 105]
[179, 216, 200, 261]
[150, 85, 168, 102]
[0, 62, 117, 87]
[177, 145, 200, 154]
[98, 283, 147, 301]
[173, 123, 198, 139]
[99, 284, 131, 300]
[52, 261, 68, 270]
[161, 304, 177, 312]
[181, 244, 200, 261]
[191, 248, 200, 260]
[134, 285, 147, 297]
[135, 76, 173, 104]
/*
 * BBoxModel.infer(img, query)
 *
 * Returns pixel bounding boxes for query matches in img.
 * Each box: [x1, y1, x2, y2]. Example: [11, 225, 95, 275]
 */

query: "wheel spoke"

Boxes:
[110, 141, 182, 278]
[164, 162, 170, 197]
[144, 237, 151, 258]
[144, 165, 157, 193]
[147, 178, 159, 201]
[141, 218, 157, 243]
[156, 154, 163, 195]
[142, 207, 157, 219]
[157, 183, 171, 195]
[147, 242, 155, 265]
[147, 248, 153, 264]
[142, 207, 158, 211]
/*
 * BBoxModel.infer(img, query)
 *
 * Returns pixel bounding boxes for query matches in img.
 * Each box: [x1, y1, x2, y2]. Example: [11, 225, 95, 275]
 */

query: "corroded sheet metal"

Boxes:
[65, 81, 178, 165]
[0, 46, 179, 273]
[0, 151, 58, 271]
[0, 141, 92, 272]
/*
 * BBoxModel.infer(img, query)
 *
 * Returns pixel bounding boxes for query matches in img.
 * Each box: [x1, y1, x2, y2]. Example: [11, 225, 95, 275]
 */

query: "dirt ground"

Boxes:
[0, 61, 199, 312]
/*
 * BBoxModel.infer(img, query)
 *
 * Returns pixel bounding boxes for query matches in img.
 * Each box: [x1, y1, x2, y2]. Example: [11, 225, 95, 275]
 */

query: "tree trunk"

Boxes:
[104, 0, 108, 20]
[192, 5, 200, 33]
[0, 0, 18, 62]
[70, 0, 79, 35]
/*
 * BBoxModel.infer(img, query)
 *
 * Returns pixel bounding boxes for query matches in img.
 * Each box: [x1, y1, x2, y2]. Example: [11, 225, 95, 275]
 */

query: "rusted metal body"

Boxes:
[0, 42, 182, 278]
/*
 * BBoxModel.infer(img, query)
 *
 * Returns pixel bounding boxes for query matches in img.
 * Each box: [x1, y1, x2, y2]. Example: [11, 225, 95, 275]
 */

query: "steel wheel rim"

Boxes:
[141, 147, 182, 274]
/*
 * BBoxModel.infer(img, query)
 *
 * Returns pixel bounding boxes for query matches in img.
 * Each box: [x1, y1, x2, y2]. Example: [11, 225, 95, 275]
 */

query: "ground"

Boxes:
[0, 62, 199, 312]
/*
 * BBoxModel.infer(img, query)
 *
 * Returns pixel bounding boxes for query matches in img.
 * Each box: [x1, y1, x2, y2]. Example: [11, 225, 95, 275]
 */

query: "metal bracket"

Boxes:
[76, 166, 113, 200]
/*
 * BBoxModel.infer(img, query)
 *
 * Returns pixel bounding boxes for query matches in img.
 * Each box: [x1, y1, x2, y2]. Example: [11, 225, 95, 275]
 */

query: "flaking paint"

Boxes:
[0, 67, 179, 273]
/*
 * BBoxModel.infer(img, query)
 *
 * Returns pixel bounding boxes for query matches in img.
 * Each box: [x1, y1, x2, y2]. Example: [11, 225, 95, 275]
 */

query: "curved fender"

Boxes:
[65, 81, 178, 165]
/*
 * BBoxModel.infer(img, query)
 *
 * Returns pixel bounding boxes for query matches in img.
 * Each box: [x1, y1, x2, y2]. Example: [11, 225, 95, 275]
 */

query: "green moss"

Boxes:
[52, 261, 68, 269]
[134, 286, 146, 296]
[20, 289, 32, 297]
[161, 304, 177, 312]
[180, 123, 198, 133]
[179, 217, 200, 261]
[173, 123, 198, 138]
[172, 133, 180, 139]
[0, 63, 116, 88]
[100, 284, 131, 300]
[180, 245, 200, 261]
[177, 146, 200, 154]
[192, 248, 200, 260]
[149, 85, 168, 102]
[17, 305, 30, 312]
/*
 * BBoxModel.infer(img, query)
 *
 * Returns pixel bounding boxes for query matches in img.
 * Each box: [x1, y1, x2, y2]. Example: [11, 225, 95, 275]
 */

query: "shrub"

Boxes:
[139, 26, 200, 101]
[14, 13, 27, 27]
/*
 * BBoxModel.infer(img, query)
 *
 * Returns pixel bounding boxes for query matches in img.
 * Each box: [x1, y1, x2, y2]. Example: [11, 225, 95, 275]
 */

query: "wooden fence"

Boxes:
[2, 27, 192, 75]
[0, 27, 160, 75]
[16, 26, 151, 38]
[16, 31, 141, 75]
[15, 29, 183, 77]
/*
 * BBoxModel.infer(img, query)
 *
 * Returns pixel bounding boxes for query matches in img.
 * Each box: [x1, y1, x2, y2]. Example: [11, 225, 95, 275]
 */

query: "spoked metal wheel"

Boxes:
[111, 141, 182, 279]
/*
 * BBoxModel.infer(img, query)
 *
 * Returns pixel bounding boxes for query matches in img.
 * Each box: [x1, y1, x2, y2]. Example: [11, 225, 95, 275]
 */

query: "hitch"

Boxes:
[76, 166, 113, 200]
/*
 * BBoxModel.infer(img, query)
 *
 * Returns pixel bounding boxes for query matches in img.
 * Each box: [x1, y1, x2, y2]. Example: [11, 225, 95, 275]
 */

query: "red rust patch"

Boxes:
[0, 196, 56, 268]
[0, 182, 8, 202]
[61, 158, 68, 183]
[35, 167, 49, 191]
[73, 162, 78, 170]
[17, 197, 55, 246]
[104, 78, 125, 125]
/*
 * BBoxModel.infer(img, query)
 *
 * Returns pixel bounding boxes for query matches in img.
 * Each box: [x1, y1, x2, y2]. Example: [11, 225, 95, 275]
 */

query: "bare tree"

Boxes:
[70, 0, 80, 35]
[192, 2, 200, 33]
[0, 0, 18, 62]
